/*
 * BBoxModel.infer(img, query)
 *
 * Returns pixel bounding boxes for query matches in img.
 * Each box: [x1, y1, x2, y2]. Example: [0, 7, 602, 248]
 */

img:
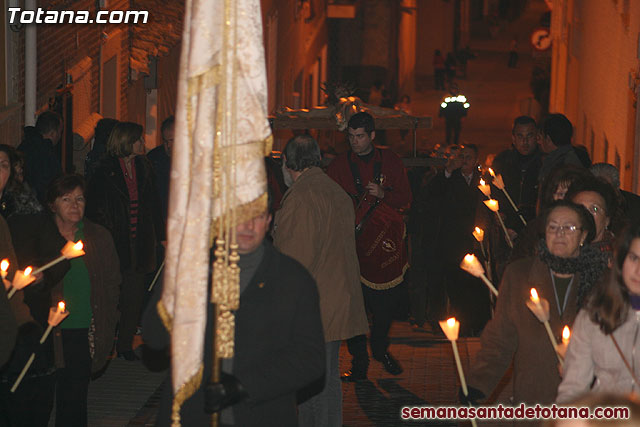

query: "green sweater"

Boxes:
[61, 221, 93, 329]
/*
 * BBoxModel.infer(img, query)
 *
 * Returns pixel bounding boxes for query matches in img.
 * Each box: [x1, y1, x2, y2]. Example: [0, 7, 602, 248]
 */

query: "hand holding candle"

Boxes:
[31, 240, 84, 276]
[526, 288, 563, 365]
[7, 267, 35, 299]
[11, 301, 69, 393]
[483, 199, 513, 248]
[439, 318, 478, 427]
[460, 254, 499, 296]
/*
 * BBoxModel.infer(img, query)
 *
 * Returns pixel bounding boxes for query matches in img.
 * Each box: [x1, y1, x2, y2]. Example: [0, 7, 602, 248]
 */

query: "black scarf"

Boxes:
[537, 239, 608, 308]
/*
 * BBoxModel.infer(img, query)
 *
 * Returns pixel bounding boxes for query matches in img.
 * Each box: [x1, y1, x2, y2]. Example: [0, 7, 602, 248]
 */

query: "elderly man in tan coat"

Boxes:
[273, 134, 369, 427]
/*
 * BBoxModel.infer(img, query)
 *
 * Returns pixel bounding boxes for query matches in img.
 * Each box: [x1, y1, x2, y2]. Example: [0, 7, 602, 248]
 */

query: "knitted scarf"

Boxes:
[537, 239, 609, 309]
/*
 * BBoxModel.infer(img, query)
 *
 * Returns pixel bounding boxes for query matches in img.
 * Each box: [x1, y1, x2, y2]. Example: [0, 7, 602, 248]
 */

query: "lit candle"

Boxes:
[11, 301, 69, 393]
[526, 288, 563, 365]
[439, 317, 478, 427]
[1, 259, 9, 291]
[472, 227, 484, 242]
[0, 259, 8, 280]
[477, 179, 491, 198]
[32, 240, 85, 276]
[556, 325, 571, 360]
[488, 168, 496, 178]
[483, 199, 513, 248]
[492, 174, 527, 226]
[460, 254, 499, 296]
[7, 267, 35, 299]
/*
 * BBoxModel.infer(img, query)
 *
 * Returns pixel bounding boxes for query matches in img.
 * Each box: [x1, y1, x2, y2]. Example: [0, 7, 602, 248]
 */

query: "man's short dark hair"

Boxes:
[512, 115, 537, 134]
[283, 134, 321, 172]
[462, 143, 478, 156]
[94, 118, 119, 148]
[161, 116, 175, 137]
[35, 111, 62, 136]
[542, 113, 573, 146]
[348, 112, 375, 134]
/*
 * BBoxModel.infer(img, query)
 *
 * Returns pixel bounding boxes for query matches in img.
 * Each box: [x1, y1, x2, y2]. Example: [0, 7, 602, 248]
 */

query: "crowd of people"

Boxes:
[1, 106, 640, 426]
[0, 112, 170, 426]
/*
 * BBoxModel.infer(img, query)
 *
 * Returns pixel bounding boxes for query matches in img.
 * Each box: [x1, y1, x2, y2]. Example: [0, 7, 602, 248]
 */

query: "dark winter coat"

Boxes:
[86, 155, 164, 274]
[17, 126, 62, 203]
[147, 241, 325, 427]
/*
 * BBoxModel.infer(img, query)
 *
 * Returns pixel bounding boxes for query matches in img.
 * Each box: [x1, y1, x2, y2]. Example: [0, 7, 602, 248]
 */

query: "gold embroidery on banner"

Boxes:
[157, 300, 173, 333]
[170, 364, 204, 427]
[361, 263, 410, 290]
[380, 252, 400, 269]
[365, 231, 385, 257]
[186, 65, 221, 98]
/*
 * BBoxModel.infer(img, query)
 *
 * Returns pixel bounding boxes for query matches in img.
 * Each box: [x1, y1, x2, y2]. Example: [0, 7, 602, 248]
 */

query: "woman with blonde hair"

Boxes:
[86, 121, 164, 361]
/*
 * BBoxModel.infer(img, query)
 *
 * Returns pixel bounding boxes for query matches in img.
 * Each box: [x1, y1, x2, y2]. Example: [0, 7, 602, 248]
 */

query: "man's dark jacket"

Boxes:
[17, 127, 62, 203]
[85, 155, 165, 274]
[147, 145, 170, 222]
[145, 241, 325, 427]
[492, 147, 542, 232]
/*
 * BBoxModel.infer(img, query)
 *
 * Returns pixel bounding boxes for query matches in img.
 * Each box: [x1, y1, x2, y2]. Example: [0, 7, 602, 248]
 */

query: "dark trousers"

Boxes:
[444, 266, 491, 336]
[117, 270, 146, 352]
[408, 239, 428, 325]
[445, 118, 461, 145]
[346, 283, 404, 369]
[56, 328, 91, 427]
[434, 69, 446, 90]
[0, 374, 55, 427]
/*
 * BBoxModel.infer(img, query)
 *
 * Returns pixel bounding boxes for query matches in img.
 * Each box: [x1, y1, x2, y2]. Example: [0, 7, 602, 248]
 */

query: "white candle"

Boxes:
[472, 227, 484, 242]
[31, 241, 85, 276]
[527, 288, 563, 365]
[7, 267, 35, 299]
[11, 301, 69, 393]
[0, 259, 8, 280]
[439, 317, 478, 427]
[556, 325, 571, 360]
[460, 254, 499, 296]
[483, 200, 513, 248]
[477, 179, 491, 198]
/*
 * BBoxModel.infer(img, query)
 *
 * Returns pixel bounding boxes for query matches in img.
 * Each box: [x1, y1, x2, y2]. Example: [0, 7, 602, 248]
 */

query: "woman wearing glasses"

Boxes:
[567, 176, 620, 261]
[557, 222, 640, 403]
[463, 200, 608, 408]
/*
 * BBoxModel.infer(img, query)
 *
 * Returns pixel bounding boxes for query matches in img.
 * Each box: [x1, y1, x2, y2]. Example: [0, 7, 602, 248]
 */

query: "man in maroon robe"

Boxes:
[327, 112, 411, 380]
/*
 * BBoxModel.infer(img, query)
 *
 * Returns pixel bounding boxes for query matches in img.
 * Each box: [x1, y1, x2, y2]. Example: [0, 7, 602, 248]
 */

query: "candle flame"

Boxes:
[0, 259, 8, 272]
[475, 227, 482, 233]
[446, 317, 456, 328]
[464, 254, 476, 263]
[58, 301, 66, 312]
[489, 168, 496, 177]
[562, 325, 571, 341]
[480, 178, 485, 186]
[530, 288, 539, 302]
[74, 241, 83, 251]
[24, 267, 32, 276]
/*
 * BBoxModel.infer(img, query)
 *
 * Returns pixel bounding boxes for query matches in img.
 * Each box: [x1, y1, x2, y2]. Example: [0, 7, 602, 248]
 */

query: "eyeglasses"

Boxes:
[546, 224, 582, 235]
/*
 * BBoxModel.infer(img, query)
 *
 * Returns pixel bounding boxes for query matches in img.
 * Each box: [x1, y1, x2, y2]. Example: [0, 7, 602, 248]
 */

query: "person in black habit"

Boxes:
[428, 144, 491, 336]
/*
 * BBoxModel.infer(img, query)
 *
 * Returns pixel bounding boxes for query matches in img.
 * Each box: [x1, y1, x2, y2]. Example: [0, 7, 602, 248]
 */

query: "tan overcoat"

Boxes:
[273, 167, 369, 342]
[468, 256, 581, 406]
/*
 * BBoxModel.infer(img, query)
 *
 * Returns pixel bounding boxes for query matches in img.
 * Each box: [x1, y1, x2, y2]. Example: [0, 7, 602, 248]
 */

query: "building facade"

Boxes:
[549, 0, 640, 192]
